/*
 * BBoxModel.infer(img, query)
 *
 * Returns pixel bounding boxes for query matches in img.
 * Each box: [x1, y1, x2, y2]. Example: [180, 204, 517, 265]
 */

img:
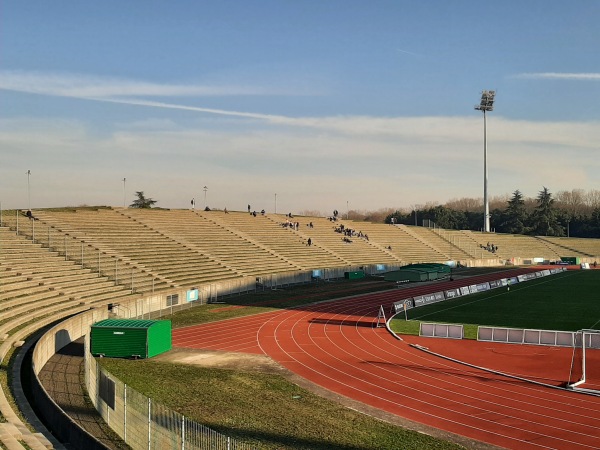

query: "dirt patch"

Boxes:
[154, 348, 289, 375]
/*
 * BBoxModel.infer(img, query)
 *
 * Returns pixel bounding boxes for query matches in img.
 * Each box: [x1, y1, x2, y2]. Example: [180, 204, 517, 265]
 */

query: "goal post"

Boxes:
[567, 329, 600, 392]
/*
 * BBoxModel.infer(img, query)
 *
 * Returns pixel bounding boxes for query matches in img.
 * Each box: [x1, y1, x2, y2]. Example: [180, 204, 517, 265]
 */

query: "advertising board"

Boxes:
[476, 282, 490, 292]
[488, 280, 500, 289]
[444, 288, 461, 299]
[186, 289, 199, 302]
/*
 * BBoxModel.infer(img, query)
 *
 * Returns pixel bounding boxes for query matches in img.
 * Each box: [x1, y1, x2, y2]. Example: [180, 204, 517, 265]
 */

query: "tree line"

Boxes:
[383, 188, 600, 238]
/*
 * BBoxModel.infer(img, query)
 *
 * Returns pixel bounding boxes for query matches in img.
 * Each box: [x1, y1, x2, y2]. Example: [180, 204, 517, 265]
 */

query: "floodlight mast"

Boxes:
[475, 90, 495, 233]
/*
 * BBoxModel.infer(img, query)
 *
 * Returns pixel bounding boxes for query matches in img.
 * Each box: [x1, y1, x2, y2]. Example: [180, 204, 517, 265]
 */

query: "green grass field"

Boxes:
[390, 270, 600, 336]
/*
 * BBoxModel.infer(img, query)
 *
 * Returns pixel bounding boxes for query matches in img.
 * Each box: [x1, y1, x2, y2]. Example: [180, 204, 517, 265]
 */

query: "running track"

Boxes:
[173, 268, 600, 449]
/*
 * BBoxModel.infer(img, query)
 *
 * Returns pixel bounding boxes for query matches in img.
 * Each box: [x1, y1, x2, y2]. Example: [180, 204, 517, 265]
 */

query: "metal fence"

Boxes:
[85, 333, 256, 450]
[2, 209, 163, 294]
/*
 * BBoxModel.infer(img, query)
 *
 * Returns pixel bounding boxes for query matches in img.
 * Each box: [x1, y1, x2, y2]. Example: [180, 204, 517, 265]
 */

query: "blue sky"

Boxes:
[1, 1, 599, 214]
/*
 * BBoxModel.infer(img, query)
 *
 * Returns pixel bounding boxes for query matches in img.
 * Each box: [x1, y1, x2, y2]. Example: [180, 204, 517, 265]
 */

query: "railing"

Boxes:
[86, 342, 255, 449]
[2, 210, 163, 294]
[2, 210, 400, 296]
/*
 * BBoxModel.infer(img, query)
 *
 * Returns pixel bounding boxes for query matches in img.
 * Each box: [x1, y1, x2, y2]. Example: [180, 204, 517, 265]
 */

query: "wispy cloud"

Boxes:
[0, 70, 290, 98]
[2, 70, 599, 151]
[91, 96, 290, 121]
[0, 70, 326, 124]
[514, 72, 600, 80]
[396, 48, 421, 57]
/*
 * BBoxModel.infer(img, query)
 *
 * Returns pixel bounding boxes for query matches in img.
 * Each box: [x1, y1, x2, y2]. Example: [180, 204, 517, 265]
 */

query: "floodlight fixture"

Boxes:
[475, 90, 495, 112]
[474, 90, 496, 233]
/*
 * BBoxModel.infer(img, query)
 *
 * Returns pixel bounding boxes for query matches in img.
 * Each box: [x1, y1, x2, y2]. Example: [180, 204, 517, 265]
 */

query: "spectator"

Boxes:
[307, 238, 312, 246]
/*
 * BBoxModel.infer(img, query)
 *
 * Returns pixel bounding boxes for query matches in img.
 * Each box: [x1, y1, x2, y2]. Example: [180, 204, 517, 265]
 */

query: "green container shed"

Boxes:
[384, 269, 428, 283]
[91, 319, 172, 359]
[560, 256, 581, 265]
[403, 263, 451, 275]
[344, 270, 365, 280]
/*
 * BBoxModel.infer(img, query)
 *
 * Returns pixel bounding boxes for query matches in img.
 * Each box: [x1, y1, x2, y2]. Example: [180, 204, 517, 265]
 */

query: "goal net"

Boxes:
[568, 329, 600, 393]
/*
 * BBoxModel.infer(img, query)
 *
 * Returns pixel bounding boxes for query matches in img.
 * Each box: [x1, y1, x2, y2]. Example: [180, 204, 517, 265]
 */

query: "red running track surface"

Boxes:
[173, 268, 600, 449]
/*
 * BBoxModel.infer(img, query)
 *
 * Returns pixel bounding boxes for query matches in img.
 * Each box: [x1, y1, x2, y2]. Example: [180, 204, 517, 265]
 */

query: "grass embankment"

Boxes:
[390, 269, 600, 337]
[99, 278, 463, 450]
[100, 359, 461, 450]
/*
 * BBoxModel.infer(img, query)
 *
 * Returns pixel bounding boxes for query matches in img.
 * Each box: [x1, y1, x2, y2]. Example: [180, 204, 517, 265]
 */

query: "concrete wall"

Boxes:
[31, 308, 108, 448]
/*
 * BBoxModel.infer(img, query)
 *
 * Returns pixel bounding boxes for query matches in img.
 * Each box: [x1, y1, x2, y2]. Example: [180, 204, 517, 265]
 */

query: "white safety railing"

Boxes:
[420, 323, 464, 339]
[478, 327, 577, 347]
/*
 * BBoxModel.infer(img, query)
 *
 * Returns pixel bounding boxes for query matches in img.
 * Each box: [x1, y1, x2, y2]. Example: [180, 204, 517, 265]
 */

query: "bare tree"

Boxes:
[444, 197, 481, 212]
[585, 189, 600, 209]
[363, 207, 398, 223]
[490, 194, 510, 212]
[556, 189, 587, 215]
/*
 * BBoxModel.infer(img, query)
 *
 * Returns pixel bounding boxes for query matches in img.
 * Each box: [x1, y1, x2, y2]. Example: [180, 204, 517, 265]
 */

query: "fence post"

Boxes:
[16, 209, 18, 235]
[181, 415, 185, 450]
[148, 397, 151, 450]
[32, 218, 35, 242]
[81, 241, 84, 267]
[124, 384, 127, 444]
[64, 235, 67, 260]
